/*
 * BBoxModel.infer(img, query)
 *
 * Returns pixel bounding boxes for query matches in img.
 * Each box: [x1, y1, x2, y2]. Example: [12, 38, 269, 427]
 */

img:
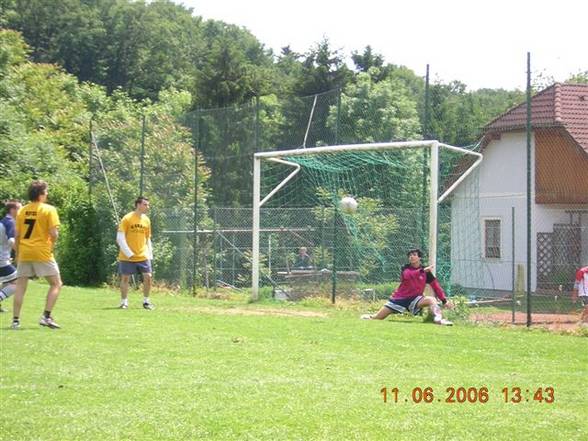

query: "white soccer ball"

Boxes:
[339, 196, 358, 214]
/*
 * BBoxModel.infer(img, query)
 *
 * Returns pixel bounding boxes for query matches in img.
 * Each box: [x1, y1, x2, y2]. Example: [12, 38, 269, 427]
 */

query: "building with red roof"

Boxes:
[451, 83, 588, 293]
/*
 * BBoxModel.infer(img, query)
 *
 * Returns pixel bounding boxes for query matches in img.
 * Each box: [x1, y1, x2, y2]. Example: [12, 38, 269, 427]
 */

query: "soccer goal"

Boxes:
[251, 140, 483, 300]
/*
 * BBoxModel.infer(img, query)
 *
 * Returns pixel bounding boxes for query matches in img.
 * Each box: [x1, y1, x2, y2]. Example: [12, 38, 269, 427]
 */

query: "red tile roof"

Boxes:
[484, 83, 588, 154]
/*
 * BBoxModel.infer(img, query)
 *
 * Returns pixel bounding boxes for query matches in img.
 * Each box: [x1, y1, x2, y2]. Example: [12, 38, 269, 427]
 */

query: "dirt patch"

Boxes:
[471, 311, 582, 331]
[173, 306, 328, 318]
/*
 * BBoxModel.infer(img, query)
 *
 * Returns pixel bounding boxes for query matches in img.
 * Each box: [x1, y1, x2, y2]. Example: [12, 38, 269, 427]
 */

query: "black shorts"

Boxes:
[118, 260, 152, 275]
[0, 264, 17, 284]
[384, 295, 424, 315]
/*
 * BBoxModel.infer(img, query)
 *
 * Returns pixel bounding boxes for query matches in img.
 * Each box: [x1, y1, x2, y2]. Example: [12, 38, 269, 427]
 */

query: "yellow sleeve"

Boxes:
[15, 210, 23, 237]
[48, 207, 60, 229]
[118, 215, 128, 233]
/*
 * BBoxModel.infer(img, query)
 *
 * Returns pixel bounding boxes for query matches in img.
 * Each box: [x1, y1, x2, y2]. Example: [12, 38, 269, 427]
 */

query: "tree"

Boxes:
[194, 20, 274, 107]
[566, 70, 588, 84]
[327, 69, 422, 144]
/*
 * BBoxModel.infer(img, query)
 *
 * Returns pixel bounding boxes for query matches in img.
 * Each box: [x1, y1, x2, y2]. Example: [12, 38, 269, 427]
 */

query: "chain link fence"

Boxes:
[88, 61, 587, 328]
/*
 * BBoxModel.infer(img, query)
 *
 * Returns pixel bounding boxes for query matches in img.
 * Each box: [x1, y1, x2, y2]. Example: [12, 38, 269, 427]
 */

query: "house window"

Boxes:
[484, 219, 501, 259]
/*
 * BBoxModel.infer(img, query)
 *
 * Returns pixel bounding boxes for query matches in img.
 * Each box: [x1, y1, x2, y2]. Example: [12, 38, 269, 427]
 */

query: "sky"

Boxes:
[176, 0, 587, 91]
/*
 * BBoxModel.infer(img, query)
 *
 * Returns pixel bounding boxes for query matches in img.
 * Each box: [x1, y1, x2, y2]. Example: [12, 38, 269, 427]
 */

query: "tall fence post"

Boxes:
[192, 108, 200, 296]
[255, 95, 260, 151]
[421, 64, 431, 249]
[139, 113, 146, 196]
[512, 206, 516, 323]
[335, 87, 341, 144]
[331, 205, 338, 304]
[526, 52, 532, 327]
[89, 119, 93, 202]
[213, 207, 217, 293]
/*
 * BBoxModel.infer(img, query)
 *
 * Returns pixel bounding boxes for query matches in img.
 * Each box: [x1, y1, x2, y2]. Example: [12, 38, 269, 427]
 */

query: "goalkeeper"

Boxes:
[361, 248, 454, 325]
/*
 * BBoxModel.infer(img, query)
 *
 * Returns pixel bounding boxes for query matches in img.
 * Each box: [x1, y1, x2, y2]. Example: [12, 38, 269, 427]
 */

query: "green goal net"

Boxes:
[252, 141, 483, 301]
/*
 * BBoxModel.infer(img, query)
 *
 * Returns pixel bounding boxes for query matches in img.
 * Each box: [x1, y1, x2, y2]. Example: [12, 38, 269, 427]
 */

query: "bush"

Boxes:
[58, 199, 104, 285]
[444, 296, 470, 322]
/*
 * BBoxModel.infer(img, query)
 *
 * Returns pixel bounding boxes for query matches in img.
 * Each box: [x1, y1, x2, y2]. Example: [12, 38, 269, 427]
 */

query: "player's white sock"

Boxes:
[432, 304, 442, 322]
[143, 297, 150, 304]
[120, 298, 128, 306]
[0, 285, 16, 301]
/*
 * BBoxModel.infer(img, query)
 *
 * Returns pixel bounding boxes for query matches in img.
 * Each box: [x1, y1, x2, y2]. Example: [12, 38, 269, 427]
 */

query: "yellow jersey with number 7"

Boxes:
[16, 202, 60, 262]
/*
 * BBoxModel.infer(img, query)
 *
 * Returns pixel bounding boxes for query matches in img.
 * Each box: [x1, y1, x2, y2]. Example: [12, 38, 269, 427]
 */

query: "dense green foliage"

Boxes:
[0, 29, 211, 285]
[2, 1, 582, 285]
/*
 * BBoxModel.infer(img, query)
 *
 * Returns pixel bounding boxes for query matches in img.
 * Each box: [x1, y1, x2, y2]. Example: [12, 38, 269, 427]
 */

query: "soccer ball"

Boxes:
[339, 196, 358, 214]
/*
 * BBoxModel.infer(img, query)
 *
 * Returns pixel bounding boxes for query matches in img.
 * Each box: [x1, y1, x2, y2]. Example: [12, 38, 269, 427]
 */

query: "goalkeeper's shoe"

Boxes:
[434, 318, 453, 326]
[39, 316, 61, 329]
[143, 301, 155, 310]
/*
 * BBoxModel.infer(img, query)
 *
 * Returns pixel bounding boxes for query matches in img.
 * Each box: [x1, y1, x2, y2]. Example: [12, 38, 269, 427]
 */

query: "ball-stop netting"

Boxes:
[252, 142, 484, 300]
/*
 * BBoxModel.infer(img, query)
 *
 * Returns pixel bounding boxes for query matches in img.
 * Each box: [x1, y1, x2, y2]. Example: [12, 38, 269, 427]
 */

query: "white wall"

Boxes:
[451, 131, 588, 292]
[452, 132, 534, 291]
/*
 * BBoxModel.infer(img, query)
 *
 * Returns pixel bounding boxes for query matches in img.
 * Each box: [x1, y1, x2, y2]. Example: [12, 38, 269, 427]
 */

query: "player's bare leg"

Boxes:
[120, 274, 130, 308]
[361, 306, 393, 320]
[142, 273, 154, 310]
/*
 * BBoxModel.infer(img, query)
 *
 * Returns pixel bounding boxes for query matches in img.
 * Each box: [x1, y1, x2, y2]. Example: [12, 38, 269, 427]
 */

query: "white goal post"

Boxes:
[251, 140, 483, 299]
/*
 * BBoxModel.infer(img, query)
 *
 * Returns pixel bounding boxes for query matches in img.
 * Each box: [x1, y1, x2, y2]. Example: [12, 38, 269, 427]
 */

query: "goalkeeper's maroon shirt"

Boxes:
[390, 264, 447, 303]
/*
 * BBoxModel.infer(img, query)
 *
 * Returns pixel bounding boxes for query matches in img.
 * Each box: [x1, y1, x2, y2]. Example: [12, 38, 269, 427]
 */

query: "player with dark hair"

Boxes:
[117, 196, 154, 310]
[12, 181, 62, 329]
[0, 200, 22, 312]
[361, 248, 454, 325]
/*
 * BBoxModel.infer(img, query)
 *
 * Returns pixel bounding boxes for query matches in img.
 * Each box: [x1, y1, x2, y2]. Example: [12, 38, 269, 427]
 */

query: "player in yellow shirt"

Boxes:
[117, 196, 154, 310]
[11, 181, 62, 329]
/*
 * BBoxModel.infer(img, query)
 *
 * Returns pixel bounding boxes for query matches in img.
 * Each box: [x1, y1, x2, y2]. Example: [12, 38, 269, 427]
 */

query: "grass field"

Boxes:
[1, 282, 587, 441]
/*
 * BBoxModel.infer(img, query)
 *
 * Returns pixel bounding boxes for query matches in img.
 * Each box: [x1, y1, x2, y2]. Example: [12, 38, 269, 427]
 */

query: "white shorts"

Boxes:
[17, 261, 60, 278]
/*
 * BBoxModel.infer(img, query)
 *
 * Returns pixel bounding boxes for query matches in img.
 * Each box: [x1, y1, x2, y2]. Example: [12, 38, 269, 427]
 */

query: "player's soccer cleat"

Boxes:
[10, 320, 20, 330]
[39, 316, 61, 329]
[119, 303, 128, 309]
[434, 318, 453, 326]
[360, 314, 373, 320]
[143, 301, 155, 310]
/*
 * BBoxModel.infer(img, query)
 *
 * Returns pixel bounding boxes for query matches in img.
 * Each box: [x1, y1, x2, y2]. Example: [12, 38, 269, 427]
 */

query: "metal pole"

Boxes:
[320, 205, 325, 268]
[213, 208, 217, 293]
[421, 64, 431, 248]
[526, 52, 532, 327]
[252, 156, 261, 300]
[331, 205, 338, 304]
[89, 119, 93, 201]
[255, 95, 260, 151]
[429, 141, 439, 272]
[192, 109, 200, 296]
[335, 88, 341, 144]
[139, 113, 146, 196]
[512, 206, 516, 323]
[424, 64, 430, 139]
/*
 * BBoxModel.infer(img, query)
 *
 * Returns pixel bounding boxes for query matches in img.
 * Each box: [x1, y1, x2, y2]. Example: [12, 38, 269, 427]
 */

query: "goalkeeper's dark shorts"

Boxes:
[384, 295, 424, 315]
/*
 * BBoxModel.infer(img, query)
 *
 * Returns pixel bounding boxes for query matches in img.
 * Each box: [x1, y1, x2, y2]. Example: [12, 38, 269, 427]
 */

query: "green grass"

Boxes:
[1, 283, 586, 441]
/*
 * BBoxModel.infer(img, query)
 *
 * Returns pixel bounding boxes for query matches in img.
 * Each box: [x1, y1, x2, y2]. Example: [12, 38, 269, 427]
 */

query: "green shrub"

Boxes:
[58, 200, 104, 285]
